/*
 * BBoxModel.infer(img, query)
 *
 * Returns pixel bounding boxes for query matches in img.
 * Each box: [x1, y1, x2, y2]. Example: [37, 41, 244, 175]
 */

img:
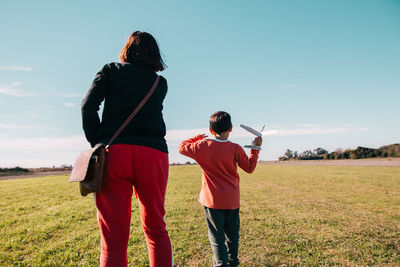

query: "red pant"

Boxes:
[95, 144, 172, 267]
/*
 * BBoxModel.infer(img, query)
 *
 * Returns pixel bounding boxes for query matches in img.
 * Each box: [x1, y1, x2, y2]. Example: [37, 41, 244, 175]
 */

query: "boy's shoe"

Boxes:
[229, 259, 240, 267]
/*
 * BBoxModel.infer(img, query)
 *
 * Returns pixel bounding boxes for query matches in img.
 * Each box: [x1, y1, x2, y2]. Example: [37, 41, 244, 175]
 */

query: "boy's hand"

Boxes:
[254, 136, 262, 147]
[190, 134, 208, 142]
[194, 134, 208, 140]
[198, 134, 208, 139]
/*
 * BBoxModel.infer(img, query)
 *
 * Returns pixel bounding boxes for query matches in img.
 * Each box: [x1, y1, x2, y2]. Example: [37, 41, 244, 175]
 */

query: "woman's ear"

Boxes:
[209, 128, 215, 135]
[228, 126, 233, 132]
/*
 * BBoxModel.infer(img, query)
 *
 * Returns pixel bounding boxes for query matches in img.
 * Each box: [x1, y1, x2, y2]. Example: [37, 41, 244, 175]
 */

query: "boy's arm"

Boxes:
[236, 146, 259, 173]
[178, 134, 207, 160]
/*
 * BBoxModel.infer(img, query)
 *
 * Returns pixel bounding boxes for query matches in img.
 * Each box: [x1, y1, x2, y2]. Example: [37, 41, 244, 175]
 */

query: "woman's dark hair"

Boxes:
[209, 111, 232, 134]
[119, 31, 166, 72]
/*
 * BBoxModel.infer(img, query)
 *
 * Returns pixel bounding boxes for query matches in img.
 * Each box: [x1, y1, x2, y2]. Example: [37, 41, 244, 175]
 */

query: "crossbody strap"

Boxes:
[105, 75, 160, 149]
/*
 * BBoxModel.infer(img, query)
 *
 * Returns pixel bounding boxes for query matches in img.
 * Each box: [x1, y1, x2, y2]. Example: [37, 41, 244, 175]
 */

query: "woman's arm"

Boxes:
[81, 64, 109, 147]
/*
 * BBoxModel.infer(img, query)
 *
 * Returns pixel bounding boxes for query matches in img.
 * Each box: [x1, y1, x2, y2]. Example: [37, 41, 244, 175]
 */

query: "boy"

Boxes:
[178, 111, 262, 267]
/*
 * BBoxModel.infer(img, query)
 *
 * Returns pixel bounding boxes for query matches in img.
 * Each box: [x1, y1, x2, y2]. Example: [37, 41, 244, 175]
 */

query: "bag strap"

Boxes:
[105, 75, 160, 149]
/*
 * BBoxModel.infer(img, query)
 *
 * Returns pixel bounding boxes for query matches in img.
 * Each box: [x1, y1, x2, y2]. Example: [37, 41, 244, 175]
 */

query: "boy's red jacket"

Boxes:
[178, 134, 259, 209]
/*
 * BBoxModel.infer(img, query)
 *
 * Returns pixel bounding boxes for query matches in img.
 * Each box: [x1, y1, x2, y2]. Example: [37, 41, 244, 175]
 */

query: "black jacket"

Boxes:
[81, 62, 168, 153]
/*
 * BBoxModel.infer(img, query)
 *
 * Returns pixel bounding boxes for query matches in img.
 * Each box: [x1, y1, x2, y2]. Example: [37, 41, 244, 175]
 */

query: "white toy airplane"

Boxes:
[240, 124, 265, 150]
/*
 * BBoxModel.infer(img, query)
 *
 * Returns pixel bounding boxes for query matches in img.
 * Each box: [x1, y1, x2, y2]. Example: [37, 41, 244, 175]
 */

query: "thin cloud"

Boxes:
[0, 122, 54, 138]
[262, 127, 369, 136]
[298, 124, 321, 128]
[59, 93, 82, 98]
[0, 134, 197, 167]
[0, 65, 34, 71]
[62, 102, 76, 107]
[0, 135, 87, 151]
[0, 83, 80, 98]
[0, 125, 371, 167]
[37, 105, 56, 112]
[0, 124, 38, 130]
[0, 82, 36, 97]
[165, 125, 370, 141]
[165, 128, 208, 143]
[0, 135, 88, 168]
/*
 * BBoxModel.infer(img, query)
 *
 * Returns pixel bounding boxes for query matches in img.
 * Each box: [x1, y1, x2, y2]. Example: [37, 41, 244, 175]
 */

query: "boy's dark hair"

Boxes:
[209, 111, 232, 134]
[119, 31, 166, 72]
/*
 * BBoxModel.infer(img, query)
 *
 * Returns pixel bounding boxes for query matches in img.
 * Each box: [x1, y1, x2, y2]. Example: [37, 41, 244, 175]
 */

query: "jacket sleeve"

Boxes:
[178, 134, 206, 161]
[236, 146, 259, 173]
[81, 64, 109, 147]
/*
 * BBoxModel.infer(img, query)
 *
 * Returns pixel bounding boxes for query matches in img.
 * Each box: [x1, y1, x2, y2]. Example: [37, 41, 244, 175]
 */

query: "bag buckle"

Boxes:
[90, 155, 98, 163]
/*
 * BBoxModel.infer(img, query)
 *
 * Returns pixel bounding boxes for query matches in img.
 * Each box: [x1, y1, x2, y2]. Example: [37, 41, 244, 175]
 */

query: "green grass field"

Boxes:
[0, 164, 399, 266]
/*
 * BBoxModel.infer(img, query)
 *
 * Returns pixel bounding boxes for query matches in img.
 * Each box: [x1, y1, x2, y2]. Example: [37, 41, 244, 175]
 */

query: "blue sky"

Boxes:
[0, 0, 399, 167]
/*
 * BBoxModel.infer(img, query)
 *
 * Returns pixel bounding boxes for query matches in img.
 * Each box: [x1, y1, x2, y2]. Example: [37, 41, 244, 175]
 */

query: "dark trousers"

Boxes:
[204, 207, 240, 267]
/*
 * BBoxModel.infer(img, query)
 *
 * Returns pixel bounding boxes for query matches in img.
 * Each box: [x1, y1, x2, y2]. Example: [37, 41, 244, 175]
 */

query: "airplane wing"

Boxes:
[240, 124, 262, 137]
[244, 145, 262, 150]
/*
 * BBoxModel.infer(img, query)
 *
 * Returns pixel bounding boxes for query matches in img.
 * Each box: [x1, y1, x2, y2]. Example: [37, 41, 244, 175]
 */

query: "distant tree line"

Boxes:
[279, 144, 400, 161]
[170, 161, 197, 166]
[0, 166, 74, 176]
[0, 167, 30, 176]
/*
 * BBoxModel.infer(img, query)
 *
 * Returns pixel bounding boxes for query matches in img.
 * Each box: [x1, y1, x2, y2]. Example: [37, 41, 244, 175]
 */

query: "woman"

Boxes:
[81, 31, 172, 267]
